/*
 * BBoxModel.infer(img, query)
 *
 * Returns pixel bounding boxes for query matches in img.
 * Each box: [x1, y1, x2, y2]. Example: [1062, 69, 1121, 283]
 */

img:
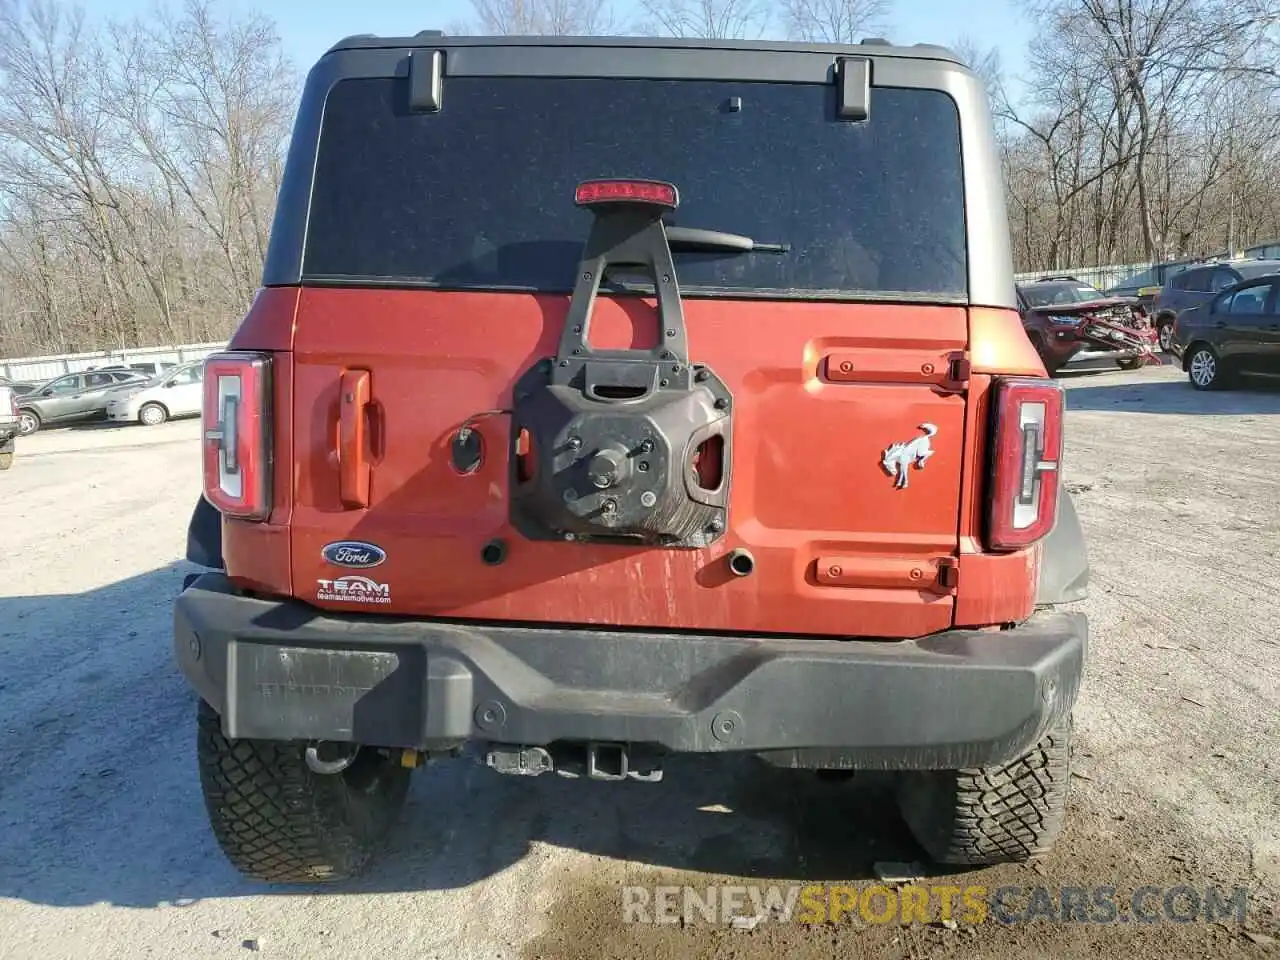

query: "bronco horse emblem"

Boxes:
[881, 423, 937, 490]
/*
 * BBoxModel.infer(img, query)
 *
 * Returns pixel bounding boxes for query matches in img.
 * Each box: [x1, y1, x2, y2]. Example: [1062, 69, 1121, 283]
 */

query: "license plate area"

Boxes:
[226, 641, 424, 746]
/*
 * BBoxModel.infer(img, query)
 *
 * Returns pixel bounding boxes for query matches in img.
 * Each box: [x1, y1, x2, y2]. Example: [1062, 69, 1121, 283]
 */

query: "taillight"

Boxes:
[202, 351, 272, 520]
[987, 377, 1063, 551]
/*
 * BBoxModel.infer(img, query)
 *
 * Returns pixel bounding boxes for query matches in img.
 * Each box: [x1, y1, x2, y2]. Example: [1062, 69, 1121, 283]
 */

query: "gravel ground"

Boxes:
[1, 366, 1278, 960]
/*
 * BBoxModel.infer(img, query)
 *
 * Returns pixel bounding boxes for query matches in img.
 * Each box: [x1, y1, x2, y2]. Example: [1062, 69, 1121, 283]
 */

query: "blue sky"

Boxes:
[91, 0, 1038, 98]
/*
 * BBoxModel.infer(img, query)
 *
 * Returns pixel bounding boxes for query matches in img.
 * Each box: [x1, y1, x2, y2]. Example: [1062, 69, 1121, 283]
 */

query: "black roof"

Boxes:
[325, 31, 964, 64]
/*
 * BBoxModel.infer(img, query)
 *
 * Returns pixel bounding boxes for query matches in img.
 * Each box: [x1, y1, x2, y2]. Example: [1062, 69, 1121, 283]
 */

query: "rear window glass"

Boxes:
[303, 77, 967, 300]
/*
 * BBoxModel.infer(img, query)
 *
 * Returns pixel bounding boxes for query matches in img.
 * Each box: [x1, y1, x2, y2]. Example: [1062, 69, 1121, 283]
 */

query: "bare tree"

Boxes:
[781, 0, 887, 44]
[0, 0, 297, 357]
[467, 0, 616, 35]
[637, 0, 772, 38]
[998, 0, 1280, 273]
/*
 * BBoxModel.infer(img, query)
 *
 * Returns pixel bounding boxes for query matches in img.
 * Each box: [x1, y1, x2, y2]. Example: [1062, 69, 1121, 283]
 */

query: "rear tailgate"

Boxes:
[290, 292, 968, 638]
[280, 48, 985, 639]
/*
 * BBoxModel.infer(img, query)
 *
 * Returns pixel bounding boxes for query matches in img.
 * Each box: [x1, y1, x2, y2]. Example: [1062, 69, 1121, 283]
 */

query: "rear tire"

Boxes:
[17, 409, 40, 436]
[1157, 319, 1175, 353]
[896, 716, 1072, 865]
[196, 699, 412, 883]
[139, 402, 168, 426]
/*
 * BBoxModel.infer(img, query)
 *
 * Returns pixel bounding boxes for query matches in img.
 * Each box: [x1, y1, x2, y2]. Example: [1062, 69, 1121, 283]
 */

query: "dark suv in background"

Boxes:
[1171, 274, 1280, 390]
[1150, 258, 1280, 353]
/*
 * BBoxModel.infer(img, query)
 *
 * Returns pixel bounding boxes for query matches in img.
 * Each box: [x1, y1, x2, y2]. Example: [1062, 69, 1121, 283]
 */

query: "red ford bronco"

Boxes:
[176, 32, 1090, 883]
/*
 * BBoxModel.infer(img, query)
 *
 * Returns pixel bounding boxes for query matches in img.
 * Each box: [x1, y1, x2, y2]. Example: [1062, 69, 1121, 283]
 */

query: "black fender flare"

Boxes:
[1036, 486, 1089, 606]
[186, 495, 225, 570]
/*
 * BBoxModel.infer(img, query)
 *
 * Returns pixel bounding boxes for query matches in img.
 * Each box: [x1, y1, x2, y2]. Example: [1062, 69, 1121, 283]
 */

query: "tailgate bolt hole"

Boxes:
[481, 539, 507, 566]
[638, 461, 650, 472]
[828, 564, 842, 578]
[640, 491, 657, 507]
[727, 549, 755, 577]
[839, 361, 853, 373]
[921, 363, 935, 375]
[476, 701, 508, 730]
[910, 567, 923, 580]
[712, 710, 742, 742]
[660, 379, 669, 387]
[572, 348, 582, 355]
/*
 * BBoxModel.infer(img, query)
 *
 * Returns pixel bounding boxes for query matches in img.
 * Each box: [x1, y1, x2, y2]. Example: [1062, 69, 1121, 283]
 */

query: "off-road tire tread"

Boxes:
[196, 700, 411, 883]
[897, 716, 1071, 866]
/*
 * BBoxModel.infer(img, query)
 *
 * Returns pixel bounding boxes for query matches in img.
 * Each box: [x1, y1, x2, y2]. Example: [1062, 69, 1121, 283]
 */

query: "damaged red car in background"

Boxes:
[1016, 276, 1161, 376]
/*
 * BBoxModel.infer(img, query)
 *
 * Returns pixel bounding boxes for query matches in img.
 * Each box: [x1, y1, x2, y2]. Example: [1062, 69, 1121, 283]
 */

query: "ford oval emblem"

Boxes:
[321, 541, 387, 569]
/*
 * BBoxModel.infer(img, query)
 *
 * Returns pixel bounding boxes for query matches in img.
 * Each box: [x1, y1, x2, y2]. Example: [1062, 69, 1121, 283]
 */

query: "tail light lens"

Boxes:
[202, 351, 272, 520]
[987, 377, 1063, 551]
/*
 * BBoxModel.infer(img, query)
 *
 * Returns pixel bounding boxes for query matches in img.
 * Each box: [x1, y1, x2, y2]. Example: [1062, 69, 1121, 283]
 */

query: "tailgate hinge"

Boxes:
[936, 557, 959, 592]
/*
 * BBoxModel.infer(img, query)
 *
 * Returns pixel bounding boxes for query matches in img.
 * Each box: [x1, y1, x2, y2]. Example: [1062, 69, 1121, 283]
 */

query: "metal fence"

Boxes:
[1013, 261, 1153, 292]
[0, 341, 227, 383]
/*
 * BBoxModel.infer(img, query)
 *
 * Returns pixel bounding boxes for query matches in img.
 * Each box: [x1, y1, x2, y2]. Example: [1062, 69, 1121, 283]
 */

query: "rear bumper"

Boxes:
[174, 573, 1087, 770]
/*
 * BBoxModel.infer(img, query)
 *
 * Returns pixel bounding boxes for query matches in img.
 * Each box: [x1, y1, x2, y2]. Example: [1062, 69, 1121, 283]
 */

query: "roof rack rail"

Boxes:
[415, 29, 445, 38]
[860, 37, 891, 45]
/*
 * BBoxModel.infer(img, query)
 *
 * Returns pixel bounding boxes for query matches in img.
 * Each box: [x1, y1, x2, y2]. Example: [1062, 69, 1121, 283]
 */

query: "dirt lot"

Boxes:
[1, 364, 1277, 960]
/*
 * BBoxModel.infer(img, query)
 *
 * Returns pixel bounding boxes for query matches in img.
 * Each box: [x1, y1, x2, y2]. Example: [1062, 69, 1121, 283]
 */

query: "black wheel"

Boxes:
[896, 716, 1072, 865]
[1157, 320, 1175, 353]
[1116, 357, 1144, 371]
[17, 409, 40, 436]
[1186, 344, 1224, 391]
[139, 402, 168, 426]
[196, 699, 412, 883]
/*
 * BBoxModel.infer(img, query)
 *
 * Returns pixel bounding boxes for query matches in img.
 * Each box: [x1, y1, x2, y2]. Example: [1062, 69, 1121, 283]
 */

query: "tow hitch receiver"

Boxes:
[485, 742, 664, 782]
[508, 179, 734, 549]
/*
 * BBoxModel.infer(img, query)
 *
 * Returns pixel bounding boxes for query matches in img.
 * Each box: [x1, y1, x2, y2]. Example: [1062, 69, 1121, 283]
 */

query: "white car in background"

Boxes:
[106, 360, 205, 426]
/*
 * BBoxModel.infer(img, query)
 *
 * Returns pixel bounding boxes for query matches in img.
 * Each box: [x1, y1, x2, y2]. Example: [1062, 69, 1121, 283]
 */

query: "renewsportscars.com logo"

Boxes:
[621, 883, 1254, 927]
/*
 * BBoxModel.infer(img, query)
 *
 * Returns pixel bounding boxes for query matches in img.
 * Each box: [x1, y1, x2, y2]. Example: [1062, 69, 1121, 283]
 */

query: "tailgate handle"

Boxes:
[338, 370, 372, 509]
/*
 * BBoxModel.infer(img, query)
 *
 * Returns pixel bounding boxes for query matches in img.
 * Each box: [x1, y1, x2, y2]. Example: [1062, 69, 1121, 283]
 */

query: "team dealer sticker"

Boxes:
[316, 575, 392, 605]
[321, 540, 387, 569]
